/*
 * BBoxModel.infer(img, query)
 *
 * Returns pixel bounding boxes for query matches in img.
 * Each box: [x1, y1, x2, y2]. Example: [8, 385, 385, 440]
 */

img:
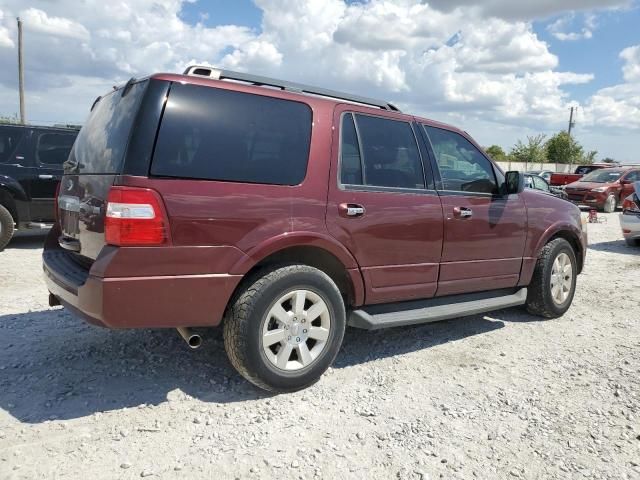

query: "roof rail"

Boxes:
[183, 65, 400, 112]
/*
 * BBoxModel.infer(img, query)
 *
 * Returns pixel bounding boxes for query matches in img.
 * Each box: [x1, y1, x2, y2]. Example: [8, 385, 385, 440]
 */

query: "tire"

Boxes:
[0, 204, 15, 251]
[625, 238, 639, 247]
[526, 238, 578, 319]
[223, 265, 346, 392]
[603, 194, 616, 213]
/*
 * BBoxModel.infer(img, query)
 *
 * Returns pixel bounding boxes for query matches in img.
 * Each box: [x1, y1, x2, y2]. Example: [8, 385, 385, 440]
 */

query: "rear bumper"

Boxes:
[43, 231, 242, 329]
[620, 212, 640, 239]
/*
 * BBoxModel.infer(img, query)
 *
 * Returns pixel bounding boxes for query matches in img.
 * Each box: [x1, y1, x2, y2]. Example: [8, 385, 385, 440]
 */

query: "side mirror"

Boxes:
[505, 171, 524, 195]
[620, 179, 631, 185]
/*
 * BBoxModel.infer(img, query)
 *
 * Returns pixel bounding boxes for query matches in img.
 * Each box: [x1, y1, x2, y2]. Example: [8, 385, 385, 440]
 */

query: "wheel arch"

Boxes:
[536, 224, 585, 274]
[229, 234, 365, 309]
[0, 187, 19, 225]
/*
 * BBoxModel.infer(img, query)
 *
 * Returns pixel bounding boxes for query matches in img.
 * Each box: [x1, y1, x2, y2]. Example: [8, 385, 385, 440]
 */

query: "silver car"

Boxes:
[620, 181, 640, 246]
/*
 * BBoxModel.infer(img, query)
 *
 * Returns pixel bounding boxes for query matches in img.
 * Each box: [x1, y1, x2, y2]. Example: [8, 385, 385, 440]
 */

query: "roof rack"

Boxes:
[183, 65, 401, 112]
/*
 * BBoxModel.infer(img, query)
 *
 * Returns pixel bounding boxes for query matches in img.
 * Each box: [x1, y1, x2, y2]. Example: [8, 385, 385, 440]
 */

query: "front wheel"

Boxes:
[526, 238, 578, 318]
[223, 265, 346, 392]
[0, 204, 15, 251]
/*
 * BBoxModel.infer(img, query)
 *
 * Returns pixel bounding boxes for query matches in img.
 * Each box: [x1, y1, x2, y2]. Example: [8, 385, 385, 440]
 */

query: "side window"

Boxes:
[524, 176, 533, 188]
[37, 133, 76, 167]
[342, 114, 424, 189]
[625, 171, 640, 182]
[339, 114, 363, 185]
[0, 128, 23, 164]
[151, 83, 312, 185]
[533, 176, 549, 191]
[424, 126, 498, 194]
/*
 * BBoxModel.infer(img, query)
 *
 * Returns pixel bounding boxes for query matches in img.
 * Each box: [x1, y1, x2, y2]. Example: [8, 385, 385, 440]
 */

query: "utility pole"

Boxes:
[17, 17, 26, 124]
[568, 106, 576, 170]
[567, 106, 575, 137]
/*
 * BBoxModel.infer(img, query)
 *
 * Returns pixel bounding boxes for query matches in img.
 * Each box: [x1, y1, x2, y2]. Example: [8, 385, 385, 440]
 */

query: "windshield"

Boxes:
[581, 169, 622, 183]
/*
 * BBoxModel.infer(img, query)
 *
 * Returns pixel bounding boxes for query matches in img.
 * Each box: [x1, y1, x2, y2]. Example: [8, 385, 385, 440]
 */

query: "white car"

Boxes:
[620, 181, 640, 246]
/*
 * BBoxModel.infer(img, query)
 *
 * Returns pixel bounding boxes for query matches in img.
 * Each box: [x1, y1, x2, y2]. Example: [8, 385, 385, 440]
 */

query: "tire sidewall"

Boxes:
[242, 269, 345, 391]
[603, 194, 616, 213]
[541, 241, 577, 316]
[0, 204, 15, 251]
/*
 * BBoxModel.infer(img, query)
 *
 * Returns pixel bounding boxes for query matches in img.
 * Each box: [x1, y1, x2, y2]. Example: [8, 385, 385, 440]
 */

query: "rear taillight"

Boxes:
[105, 187, 169, 246]
[54, 181, 61, 224]
[622, 195, 640, 215]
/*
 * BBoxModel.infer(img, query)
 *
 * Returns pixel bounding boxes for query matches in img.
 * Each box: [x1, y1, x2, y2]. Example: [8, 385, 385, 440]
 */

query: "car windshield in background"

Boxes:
[581, 170, 622, 183]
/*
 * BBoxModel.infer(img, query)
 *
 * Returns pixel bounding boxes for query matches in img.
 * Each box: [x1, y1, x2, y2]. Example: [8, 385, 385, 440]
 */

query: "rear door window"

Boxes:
[151, 83, 313, 185]
[0, 127, 24, 163]
[36, 132, 76, 167]
[424, 126, 498, 195]
[339, 113, 425, 189]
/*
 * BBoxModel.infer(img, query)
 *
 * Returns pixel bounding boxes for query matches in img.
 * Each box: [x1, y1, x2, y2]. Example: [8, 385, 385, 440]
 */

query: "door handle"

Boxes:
[339, 203, 366, 218]
[39, 174, 54, 179]
[453, 206, 473, 218]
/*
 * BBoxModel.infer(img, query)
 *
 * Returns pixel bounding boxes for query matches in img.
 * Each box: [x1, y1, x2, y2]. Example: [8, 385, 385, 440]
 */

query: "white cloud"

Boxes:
[426, 0, 630, 20]
[0, 9, 14, 48]
[0, 0, 637, 160]
[20, 8, 90, 41]
[620, 45, 640, 81]
[547, 13, 596, 41]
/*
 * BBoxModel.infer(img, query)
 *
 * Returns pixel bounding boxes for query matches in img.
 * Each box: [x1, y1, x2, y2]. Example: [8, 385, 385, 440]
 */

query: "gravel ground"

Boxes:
[0, 213, 639, 480]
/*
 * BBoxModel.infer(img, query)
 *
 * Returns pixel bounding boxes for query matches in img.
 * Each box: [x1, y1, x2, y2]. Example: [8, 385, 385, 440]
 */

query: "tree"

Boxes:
[0, 114, 19, 125]
[601, 157, 616, 164]
[485, 145, 507, 162]
[581, 150, 597, 165]
[509, 134, 547, 167]
[545, 131, 584, 165]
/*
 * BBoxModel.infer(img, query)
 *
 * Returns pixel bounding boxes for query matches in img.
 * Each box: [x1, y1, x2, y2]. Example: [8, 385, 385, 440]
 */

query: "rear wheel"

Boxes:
[603, 194, 617, 213]
[0, 204, 15, 251]
[223, 265, 346, 392]
[526, 238, 577, 318]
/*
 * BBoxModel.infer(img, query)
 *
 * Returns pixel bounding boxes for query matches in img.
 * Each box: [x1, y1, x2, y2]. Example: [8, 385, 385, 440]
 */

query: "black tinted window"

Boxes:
[65, 80, 147, 174]
[351, 114, 424, 189]
[151, 83, 312, 185]
[340, 114, 363, 185]
[37, 133, 76, 166]
[0, 127, 23, 163]
[424, 126, 497, 194]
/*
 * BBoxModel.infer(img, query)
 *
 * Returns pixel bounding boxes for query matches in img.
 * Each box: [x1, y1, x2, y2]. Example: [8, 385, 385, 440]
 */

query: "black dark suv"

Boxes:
[0, 124, 78, 249]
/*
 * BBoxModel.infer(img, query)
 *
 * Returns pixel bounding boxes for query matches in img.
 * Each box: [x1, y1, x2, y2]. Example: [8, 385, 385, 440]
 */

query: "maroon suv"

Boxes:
[43, 66, 587, 392]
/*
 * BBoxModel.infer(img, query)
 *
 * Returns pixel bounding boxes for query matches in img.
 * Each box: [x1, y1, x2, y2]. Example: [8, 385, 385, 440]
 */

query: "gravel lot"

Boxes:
[1, 213, 639, 480]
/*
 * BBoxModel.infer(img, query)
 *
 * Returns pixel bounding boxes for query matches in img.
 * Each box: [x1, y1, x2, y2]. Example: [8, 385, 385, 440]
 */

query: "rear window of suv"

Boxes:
[65, 80, 148, 174]
[150, 83, 312, 185]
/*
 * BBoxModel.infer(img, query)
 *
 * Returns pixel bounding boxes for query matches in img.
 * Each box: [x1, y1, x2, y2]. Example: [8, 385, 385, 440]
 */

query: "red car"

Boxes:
[43, 67, 587, 392]
[549, 164, 614, 187]
[564, 167, 640, 212]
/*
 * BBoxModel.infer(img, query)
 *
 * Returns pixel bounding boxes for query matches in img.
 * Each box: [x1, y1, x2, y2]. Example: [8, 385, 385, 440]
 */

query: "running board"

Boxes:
[348, 288, 527, 330]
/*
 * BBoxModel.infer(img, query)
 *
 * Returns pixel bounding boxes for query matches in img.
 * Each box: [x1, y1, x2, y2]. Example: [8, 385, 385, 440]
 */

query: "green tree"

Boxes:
[484, 145, 507, 162]
[601, 157, 616, 164]
[545, 131, 584, 164]
[581, 150, 597, 165]
[509, 134, 547, 166]
[0, 114, 19, 125]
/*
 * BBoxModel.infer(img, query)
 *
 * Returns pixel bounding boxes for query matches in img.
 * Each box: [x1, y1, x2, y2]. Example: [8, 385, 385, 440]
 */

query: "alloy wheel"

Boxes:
[261, 289, 331, 371]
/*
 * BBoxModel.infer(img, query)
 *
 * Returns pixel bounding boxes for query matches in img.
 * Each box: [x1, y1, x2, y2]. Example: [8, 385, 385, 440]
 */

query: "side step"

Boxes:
[348, 288, 527, 330]
[27, 222, 53, 229]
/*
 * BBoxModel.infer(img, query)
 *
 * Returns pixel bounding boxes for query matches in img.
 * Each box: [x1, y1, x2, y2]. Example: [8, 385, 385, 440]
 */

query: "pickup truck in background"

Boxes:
[0, 124, 78, 250]
[549, 164, 615, 187]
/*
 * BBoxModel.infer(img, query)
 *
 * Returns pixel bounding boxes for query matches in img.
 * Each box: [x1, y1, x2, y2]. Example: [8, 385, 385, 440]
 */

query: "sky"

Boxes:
[0, 0, 638, 161]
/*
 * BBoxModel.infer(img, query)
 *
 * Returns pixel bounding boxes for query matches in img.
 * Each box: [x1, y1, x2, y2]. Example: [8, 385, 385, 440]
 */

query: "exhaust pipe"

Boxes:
[176, 327, 202, 349]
